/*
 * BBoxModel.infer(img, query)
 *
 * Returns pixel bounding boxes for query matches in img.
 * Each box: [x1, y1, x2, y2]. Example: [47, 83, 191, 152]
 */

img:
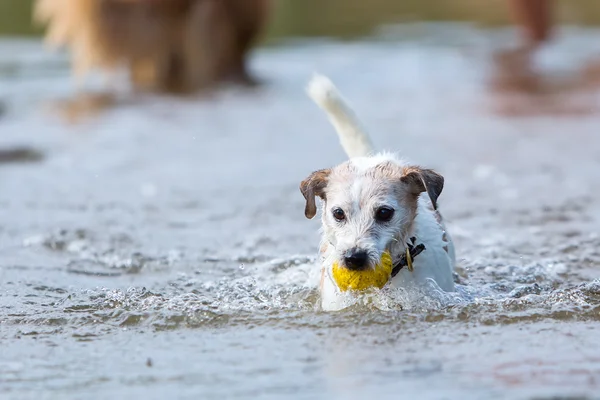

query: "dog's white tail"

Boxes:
[306, 74, 375, 158]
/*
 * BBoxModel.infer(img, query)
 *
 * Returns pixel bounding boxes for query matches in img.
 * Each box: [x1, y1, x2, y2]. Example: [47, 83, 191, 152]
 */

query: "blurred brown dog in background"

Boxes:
[34, 0, 270, 95]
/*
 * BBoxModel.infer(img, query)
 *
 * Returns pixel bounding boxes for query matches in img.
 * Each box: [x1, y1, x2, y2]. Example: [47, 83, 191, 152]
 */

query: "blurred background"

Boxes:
[1, 0, 600, 117]
[2, 0, 600, 38]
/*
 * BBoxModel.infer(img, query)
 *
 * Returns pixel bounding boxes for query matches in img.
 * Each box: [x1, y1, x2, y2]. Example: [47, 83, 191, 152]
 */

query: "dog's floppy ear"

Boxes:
[299, 169, 331, 219]
[400, 167, 444, 210]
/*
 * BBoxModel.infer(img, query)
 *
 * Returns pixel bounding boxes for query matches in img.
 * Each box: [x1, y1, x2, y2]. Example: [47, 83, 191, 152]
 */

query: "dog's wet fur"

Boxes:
[301, 153, 443, 273]
[302, 75, 456, 310]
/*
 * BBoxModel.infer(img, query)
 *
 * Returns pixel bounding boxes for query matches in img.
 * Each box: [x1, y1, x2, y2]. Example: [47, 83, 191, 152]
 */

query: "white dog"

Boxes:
[301, 74, 456, 311]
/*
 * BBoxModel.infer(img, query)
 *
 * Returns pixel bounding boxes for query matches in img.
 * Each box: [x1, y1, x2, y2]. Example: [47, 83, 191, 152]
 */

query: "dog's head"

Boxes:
[300, 153, 443, 271]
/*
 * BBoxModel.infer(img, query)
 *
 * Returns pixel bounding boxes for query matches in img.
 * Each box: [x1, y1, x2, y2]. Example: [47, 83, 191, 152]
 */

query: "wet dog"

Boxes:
[301, 75, 456, 311]
[34, 0, 270, 94]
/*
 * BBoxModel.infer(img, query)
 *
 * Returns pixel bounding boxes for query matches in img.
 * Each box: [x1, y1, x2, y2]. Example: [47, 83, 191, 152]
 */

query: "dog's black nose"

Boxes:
[343, 249, 369, 270]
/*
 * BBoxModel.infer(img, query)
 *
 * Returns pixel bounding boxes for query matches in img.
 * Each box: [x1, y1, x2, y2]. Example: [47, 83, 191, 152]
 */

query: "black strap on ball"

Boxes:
[391, 237, 426, 278]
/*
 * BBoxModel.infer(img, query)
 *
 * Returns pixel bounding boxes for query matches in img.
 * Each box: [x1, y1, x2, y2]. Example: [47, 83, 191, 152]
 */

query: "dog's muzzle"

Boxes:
[342, 248, 371, 271]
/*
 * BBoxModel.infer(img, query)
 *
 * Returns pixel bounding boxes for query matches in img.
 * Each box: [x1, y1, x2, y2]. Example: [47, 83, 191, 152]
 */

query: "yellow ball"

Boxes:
[331, 252, 393, 292]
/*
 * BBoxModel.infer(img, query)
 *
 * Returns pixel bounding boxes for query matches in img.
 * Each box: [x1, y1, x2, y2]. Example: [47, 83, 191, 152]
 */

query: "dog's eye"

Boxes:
[332, 208, 346, 221]
[375, 207, 394, 222]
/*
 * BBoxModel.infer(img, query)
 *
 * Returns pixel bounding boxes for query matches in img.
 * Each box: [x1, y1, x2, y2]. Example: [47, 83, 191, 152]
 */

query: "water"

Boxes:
[2, 26, 600, 399]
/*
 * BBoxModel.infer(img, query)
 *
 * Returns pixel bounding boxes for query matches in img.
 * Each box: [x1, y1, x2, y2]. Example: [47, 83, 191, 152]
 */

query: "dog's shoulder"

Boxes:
[415, 195, 455, 265]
